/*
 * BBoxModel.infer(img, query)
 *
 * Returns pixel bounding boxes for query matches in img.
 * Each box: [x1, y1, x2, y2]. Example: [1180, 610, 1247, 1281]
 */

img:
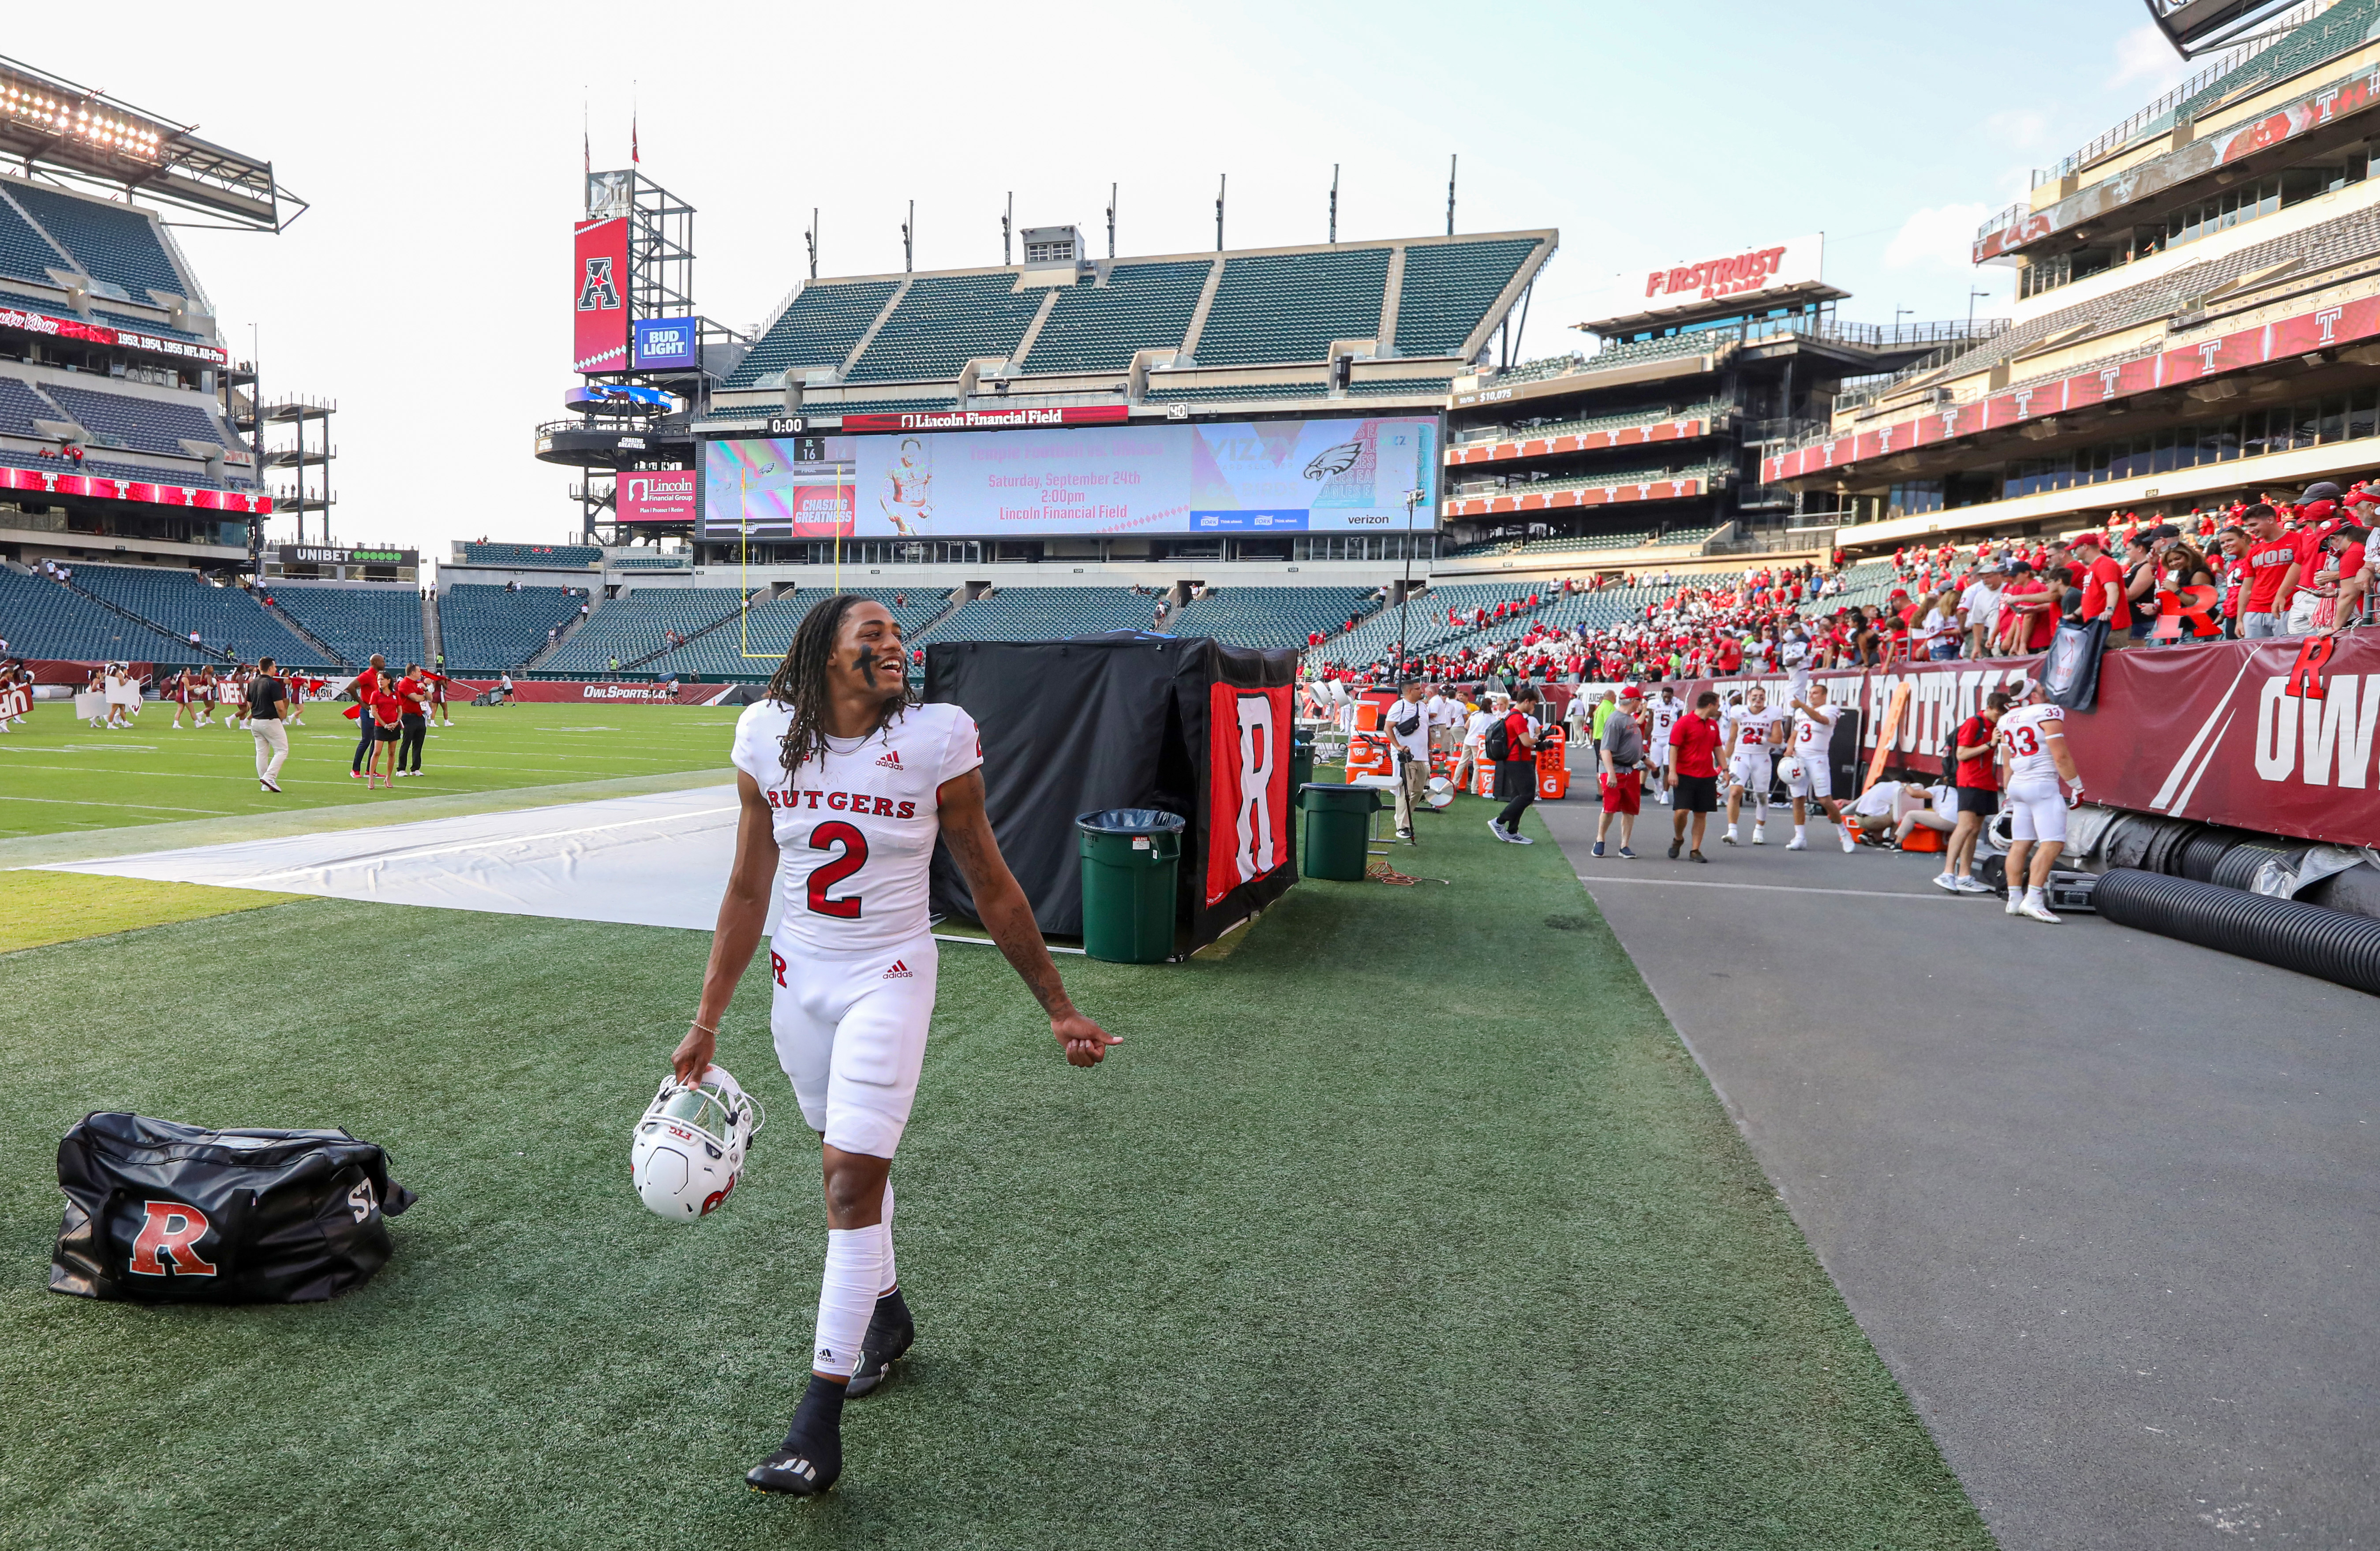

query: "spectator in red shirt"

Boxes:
[2071, 535, 2130, 640]
[1995, 563, 2058, 654]
[1935, 691, 2007, 894]
[2312, 522, 2372, 637]
[394, 663, 431, 778]
[363, 674, 404, 789]
[2238, 504, 2299, 639]
[349, 654, 387, 779]
[1714, 632, 1743, 676]
[1665, 690, 1724, 862]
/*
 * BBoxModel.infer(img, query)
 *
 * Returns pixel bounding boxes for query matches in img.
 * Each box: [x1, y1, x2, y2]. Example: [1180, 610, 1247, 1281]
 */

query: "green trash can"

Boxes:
[1290, 733, 1316, 796]
[1298, 782, 1379, 882]
[1076, 808, 1186, 964]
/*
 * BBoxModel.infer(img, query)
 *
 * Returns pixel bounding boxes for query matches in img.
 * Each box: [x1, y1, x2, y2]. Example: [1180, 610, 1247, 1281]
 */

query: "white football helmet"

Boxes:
[631, 1065, 764, 1222]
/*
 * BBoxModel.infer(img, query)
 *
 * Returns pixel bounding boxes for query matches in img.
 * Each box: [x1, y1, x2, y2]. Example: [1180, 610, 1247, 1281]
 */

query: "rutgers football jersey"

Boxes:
[730, 699, 983, 954]
[1997, 703, 2064, 785]
[1791, 703, 1839, 753]
[1725, 706, 1781, 756]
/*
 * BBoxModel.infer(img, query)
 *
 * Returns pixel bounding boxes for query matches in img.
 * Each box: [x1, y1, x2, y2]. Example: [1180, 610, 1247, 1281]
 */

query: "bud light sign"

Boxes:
[634, 317, 699, 370]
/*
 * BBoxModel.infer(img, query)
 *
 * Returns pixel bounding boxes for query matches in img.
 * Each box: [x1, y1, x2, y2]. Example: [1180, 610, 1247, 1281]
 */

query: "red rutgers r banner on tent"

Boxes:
[1205, 683, 1292, 907]
[573, 218, 629, 374]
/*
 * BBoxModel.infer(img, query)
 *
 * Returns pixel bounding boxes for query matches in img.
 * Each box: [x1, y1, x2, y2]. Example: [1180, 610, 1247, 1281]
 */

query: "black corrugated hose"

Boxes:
[2095, 869, 2380, 997]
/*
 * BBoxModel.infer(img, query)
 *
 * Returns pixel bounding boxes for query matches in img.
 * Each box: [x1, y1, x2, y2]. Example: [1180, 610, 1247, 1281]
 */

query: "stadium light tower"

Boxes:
[904, 200, 914, 272]
[1446, 154, 1457, 237]
[1003, 191, 1012, 265]
[1329, 164, 1339, 244]
[1397, 485, 1426, 674]
[1106, 183, 1117, 258]
[1216, 174, 1226, 251]
[806, 209, 818, 280]
[2141, 0, 2303, 57]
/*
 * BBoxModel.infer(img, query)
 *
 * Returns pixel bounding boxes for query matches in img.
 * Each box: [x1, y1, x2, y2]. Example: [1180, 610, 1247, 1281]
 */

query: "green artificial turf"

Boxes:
[0, 803, 1990, 1550]
[0, 702, 741, 839]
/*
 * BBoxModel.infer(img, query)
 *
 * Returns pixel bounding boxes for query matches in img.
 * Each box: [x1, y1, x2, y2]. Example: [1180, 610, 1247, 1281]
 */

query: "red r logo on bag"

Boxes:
[128, 1201, 218, 1277]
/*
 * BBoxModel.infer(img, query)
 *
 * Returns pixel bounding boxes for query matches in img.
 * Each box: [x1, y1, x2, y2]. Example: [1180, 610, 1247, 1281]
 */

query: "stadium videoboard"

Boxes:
[700, 415, 1438, 539]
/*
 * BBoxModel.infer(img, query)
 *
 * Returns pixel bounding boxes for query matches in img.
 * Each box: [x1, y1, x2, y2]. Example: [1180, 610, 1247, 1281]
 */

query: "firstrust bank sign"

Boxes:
[1643, 233, 1822, 305]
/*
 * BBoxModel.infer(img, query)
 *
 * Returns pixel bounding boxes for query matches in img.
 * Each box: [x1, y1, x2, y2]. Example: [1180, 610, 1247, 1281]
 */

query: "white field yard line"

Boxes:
[1576, 875, 1969, 901]
[2, 796, 233, 815]
[205, 805, 742, 887]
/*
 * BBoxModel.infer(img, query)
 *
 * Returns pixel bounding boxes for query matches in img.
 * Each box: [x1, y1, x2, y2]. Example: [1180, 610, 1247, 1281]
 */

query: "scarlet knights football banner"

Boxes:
[923, 631, 1299, 949]
[574, 217, 630, 374]
[1659, 635, 2380, 851]
[1204, 681, 1292, 908]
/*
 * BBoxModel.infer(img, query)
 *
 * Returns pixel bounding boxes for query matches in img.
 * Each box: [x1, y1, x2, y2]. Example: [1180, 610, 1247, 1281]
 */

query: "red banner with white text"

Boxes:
[1204, 681, 1292, 907]
[1662, 639, 2380, 849]
[451, 679, 720, 705]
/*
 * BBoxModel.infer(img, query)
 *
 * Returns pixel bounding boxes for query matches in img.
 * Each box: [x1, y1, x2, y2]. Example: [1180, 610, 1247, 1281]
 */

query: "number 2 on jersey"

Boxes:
[807, 821, 868, 918]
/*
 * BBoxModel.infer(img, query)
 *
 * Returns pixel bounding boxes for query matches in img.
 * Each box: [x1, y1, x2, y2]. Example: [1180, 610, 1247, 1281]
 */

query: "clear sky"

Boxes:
[65, 0, 2204, 561]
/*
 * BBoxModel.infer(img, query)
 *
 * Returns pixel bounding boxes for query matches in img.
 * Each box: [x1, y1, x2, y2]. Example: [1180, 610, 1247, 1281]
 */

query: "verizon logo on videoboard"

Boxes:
[617, 469, 696, 522]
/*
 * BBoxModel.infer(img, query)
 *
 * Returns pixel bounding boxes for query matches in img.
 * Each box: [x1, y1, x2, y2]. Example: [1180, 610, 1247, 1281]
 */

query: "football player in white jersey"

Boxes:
[1779, 628, 1811, 703]
[1719, 684, 1782, 845]
[671, 595, 1117, 1496]
[1646, 686, 1681, 805]
[1995, 678, 2083, 923]
[1784, 683, 1858, 853]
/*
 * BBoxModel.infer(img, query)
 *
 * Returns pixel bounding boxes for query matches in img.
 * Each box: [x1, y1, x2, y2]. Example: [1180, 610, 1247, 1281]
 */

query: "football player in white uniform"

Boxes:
[1719, 685, 1782, 845]
[1995, 678, 2083, 923]
[671, 595, 1117, 1496]
[1785, 683, 1857, 853]
[1646, 686, 1681, 805]
[1779, 629, 1811, 703]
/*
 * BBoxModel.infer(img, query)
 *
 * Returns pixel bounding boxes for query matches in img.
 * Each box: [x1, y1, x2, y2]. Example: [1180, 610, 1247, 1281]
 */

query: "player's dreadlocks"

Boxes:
[765, 593, 916, 778]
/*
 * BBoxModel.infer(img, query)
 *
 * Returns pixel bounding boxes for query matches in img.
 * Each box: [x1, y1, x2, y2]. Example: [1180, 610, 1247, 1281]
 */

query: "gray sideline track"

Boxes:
[1524, 784, 2376, 1550]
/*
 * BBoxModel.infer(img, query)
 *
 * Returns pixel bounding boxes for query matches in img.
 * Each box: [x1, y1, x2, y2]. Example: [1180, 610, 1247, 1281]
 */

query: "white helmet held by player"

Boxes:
[631, 1065, 764, 1222]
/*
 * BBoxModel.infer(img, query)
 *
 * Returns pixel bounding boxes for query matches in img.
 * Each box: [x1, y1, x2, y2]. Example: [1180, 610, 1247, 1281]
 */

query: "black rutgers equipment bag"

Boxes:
[50, 1113, 416, 1304]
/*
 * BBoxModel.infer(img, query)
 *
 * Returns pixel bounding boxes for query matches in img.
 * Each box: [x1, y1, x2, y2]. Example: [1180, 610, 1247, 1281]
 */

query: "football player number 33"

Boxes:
[808, 821, 867, 918]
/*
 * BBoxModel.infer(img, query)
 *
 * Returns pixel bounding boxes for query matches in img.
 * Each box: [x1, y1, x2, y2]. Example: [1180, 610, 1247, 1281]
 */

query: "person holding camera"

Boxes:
[1386, 681, 1431, 843]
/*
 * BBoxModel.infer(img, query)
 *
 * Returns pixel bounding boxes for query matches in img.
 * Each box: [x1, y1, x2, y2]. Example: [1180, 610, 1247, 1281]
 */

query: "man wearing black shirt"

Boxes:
[247, 657, 291, 793]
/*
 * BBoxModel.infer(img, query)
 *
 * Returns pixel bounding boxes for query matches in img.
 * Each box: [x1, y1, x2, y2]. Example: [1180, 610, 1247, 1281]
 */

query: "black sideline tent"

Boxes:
[924, 632, 1299, 953]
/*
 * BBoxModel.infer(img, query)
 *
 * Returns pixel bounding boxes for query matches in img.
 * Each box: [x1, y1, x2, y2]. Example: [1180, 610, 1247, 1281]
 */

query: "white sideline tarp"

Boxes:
[34, 785, 741, 931]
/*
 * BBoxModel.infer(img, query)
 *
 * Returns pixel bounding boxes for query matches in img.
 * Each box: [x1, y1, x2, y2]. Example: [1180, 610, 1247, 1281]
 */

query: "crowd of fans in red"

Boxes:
[1300, 478, 2375, 686]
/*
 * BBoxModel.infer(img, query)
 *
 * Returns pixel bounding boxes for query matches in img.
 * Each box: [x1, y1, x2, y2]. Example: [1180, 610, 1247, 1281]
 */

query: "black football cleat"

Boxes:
[746, 1375, 845, 1495]
[746, 1423, 841, 1496]
[844, 1288, 916, 1399]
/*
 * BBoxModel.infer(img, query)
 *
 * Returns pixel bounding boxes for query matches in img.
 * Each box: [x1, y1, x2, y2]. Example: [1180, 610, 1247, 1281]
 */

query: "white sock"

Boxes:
[813, 1222, 888, 1379]
[879, 1179, 898, 1295]
[1793, 824, 1806, 841]
[2024, 885, 2044, 904]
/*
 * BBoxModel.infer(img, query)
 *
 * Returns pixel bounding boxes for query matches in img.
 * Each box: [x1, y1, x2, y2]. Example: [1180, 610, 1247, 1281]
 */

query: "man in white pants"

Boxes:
[672, 594, 1116, 1498]
[246, 657, 291, 793]
[1646, 685, 1681, 805]
[1720, 684, 1783, 845]
[1784, 683, 1857, 853]
[1996, 679, 2082, 923]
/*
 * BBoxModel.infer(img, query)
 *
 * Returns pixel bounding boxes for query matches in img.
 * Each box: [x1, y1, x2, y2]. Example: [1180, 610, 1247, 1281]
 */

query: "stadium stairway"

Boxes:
[422, 594, 444, 670]
[617, 591, 761, 673]
[521, 604, 595, 671]
[257, 599, 349, 668]
[53, 574, 228, 666]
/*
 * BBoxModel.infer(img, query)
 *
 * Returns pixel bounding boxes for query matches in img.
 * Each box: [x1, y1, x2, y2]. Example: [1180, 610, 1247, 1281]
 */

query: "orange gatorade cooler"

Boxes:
[1535, 726, 1570, 800]
[1345, 733, 1390, 777]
